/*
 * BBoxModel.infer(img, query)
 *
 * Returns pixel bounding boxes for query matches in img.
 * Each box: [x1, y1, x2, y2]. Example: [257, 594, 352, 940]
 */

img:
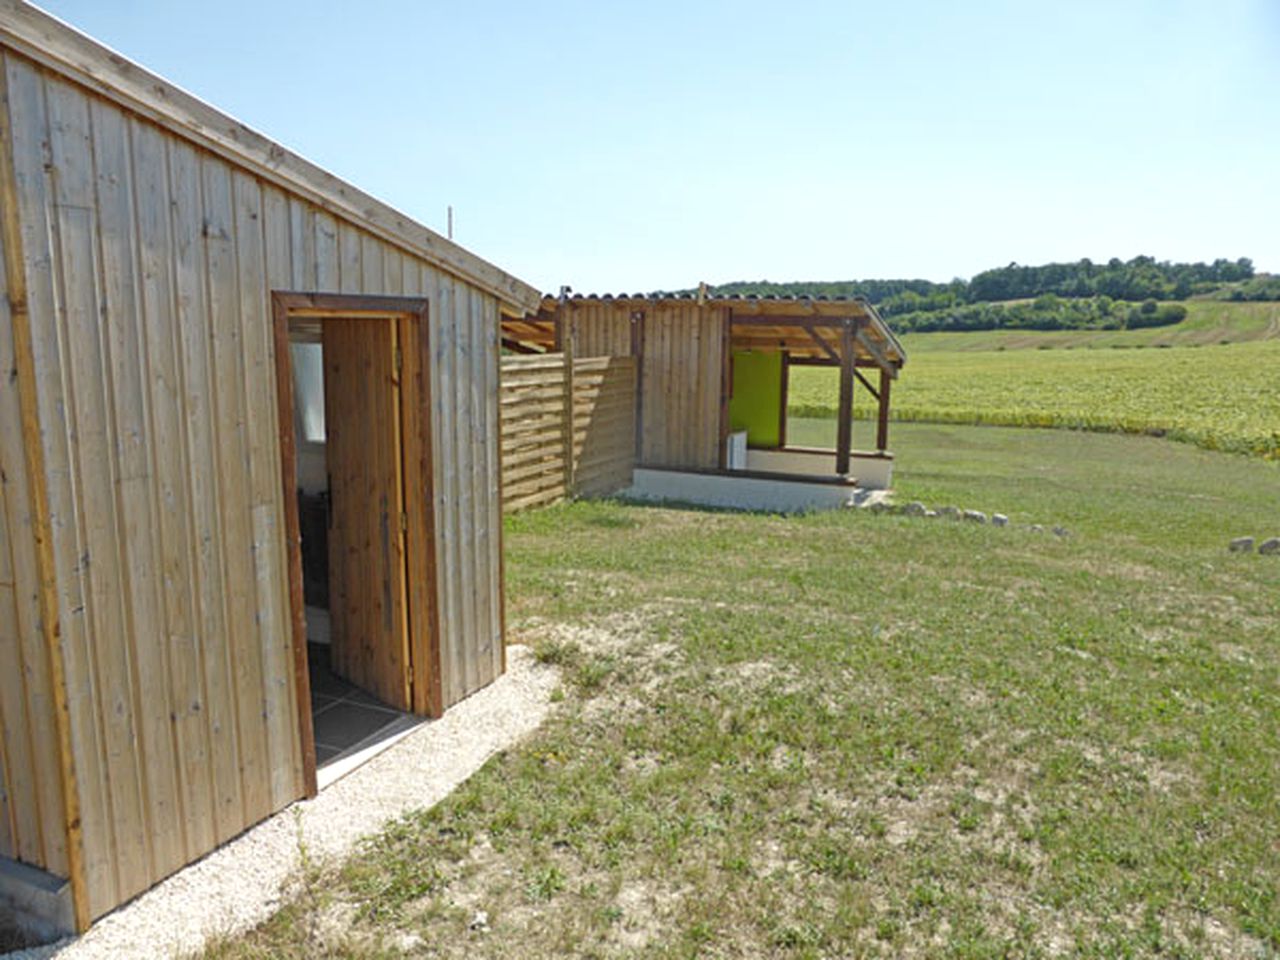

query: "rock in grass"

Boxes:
[1259, 537, 1280, 556]
[992, 513, 1009, 527]
[869, 501, 891, 514]
[938, 506, 961, 519]
[903, 501, 927, 517]
[924, 509, 938, 518]
[1029, 524, 1045, 533]
[1052, 526, 1069, 538]
[1229, 536, 1255, 553]
[963, 509, 987, 523]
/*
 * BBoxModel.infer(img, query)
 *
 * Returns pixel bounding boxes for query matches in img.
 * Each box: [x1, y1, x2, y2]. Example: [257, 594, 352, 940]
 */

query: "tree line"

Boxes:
[681, 255, 1270, 334]
[890, 296, 1187, 334]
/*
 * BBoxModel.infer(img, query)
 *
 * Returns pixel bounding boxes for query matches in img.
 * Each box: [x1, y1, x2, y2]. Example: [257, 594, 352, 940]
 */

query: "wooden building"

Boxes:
[504, 292, 906, 511]
[0, 1, 540, 934]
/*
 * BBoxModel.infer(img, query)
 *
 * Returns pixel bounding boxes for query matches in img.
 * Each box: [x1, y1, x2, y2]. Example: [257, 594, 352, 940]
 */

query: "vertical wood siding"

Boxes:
[0, 174, 69, 877]
[572, 302, 633, 357]
[564, 302, 725, 470]
[1, 51, 505, 918]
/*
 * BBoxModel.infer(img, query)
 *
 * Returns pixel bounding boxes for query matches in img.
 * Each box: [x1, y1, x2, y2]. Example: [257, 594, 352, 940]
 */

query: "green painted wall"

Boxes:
[728, 351, 783, 448]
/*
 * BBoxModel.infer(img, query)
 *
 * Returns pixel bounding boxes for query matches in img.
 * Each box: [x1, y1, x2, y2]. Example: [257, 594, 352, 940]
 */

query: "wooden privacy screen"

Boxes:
[500, 354, 636, 513]
[573, 357, 638, 496]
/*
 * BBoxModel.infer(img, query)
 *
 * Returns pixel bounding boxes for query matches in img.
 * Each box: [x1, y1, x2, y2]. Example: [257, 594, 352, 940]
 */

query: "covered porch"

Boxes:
[720, 297, 905, 488]
[502, 291, 906, 512]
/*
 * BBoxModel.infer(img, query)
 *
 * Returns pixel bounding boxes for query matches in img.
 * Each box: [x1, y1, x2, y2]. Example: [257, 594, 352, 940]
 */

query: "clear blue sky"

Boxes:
[32, 1, 1280, 293]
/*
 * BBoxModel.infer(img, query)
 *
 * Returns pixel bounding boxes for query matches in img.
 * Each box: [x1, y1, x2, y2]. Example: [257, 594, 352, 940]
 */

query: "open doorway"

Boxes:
[273, 293, 440, 795]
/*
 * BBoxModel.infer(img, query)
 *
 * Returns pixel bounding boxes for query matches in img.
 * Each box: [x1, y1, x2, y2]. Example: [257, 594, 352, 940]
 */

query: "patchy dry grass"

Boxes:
[204, 424, 1280, 959]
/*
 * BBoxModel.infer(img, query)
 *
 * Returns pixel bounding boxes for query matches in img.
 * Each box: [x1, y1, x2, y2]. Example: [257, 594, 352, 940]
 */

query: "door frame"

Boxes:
[271, 291, 442, 797]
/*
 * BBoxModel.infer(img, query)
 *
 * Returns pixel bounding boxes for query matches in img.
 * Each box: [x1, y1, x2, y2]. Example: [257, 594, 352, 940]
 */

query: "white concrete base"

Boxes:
[745, 448, 894, 490]
[620, 468, 887, 513]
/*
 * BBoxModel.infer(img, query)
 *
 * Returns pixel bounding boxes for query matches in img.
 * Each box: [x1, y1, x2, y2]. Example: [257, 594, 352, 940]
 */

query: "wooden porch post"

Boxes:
[835, 321, 854, 476]
[778, 351, 789, 449]
[876, 367, 891, 452]
[562, 315, 576, 497]
[631, 310, 646, 462]
[718, 311, 732, 468]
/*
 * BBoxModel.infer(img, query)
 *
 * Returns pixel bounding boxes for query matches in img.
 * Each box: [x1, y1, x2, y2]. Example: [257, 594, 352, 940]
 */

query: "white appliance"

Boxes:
[726, 430, 748, 470]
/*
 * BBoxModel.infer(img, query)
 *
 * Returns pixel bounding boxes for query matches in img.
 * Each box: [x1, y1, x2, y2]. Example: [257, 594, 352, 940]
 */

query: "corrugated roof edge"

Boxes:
[0, 0, 543, 314]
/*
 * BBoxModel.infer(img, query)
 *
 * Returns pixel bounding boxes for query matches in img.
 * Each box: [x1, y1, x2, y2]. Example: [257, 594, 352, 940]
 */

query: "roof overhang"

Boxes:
[508, 293, 906, 374]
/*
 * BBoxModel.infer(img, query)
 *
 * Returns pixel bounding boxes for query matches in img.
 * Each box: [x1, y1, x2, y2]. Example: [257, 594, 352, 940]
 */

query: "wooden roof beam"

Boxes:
[806, 327, 841, 364]
[854, 328, 898, 379]
[853, 369, 880, 400]
[729, 314, 843, 329]
[501, 338, 545, 355]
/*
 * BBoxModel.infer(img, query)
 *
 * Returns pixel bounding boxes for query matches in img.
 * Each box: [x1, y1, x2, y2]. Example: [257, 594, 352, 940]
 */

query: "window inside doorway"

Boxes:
[290, 341, 327, 444]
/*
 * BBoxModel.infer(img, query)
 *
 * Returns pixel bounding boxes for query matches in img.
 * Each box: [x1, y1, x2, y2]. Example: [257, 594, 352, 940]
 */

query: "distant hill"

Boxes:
[673, 256, 1280, 335]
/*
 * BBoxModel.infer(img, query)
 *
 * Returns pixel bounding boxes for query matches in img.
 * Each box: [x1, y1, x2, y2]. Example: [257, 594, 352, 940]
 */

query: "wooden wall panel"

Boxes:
[168, 136, 244, 852]
[132, 120, 216, 864]
[429, 281, 505, 708]
[555, 301, 726, 470]
[0, 174, 67, 876]
[635, 305, 724, 469]
[571, 302, 632, 357]
[0, 140, 65, 876]
[2, 48, 507, 919]
[34, 66, 128, 916]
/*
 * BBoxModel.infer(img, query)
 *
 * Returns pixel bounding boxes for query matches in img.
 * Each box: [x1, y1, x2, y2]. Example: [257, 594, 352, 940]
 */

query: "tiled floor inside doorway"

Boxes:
[307, 640, 422, 788]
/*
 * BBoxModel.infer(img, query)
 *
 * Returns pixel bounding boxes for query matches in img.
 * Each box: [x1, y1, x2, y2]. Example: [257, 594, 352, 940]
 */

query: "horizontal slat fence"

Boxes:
[501, 355, 568, 512]
[573, 356, 637, 496]
[501, 354, 636, 513]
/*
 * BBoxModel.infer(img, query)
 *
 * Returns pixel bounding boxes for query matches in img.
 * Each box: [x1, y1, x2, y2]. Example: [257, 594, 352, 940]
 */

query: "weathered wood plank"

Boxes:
[46, 72, 147, 912]
[0, 87, 70, 877]
[431, 273, 463, 707]
[234, 174, 297, 813]
[131, 120, 218, 864]
[0, 584, 32, 862]
[202, 156, 271, 829]
[97, 107, 184, 881]
[457, 288, 480, 697]
[262, 187, 304, 800]
[314, 210, 339, 290]
[167, 137, 243, 849]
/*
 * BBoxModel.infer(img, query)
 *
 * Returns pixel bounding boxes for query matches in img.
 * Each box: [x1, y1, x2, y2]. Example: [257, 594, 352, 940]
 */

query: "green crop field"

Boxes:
[788, 312, 1280, 460]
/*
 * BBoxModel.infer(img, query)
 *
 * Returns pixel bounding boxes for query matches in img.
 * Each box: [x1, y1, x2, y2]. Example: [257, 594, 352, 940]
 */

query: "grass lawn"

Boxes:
[206, 424, 1280, 959]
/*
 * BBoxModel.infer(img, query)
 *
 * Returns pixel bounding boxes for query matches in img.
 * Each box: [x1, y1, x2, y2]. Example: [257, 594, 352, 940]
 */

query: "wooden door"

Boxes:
[323, 318, 412, 710]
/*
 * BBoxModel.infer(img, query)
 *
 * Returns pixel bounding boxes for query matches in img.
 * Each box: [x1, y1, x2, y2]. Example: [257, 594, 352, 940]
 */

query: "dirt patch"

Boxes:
[608, 881, 690, 951]
[1077, 743, 1194, 795]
